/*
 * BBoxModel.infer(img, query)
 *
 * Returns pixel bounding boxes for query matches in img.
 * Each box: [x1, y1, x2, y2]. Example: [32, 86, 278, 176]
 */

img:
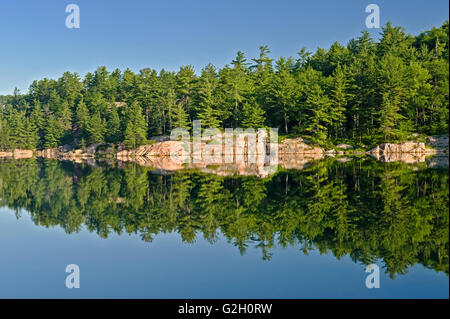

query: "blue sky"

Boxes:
[0, 0, 448, 95]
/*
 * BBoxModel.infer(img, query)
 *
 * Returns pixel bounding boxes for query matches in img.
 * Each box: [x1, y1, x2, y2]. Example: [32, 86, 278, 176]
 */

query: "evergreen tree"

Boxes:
[75, 100, 90, 139]
[304, 84, 332, 144]
[22, 117, 39, 149]
[377, 54, 409, 142]
[123, 102, 147, 149]
[106, 105, 121, 143]
[171, 101, 190, 130]
[241, 97, 266, 129]
[268, 57, 297, 134]
[44, 115, 62, 149]
[329, 64, 352, 139]
[87, 112, 106, 144]
[196, 64, 221, 128]
[0, 21, 447, 149]
[176, 65, 196, 119]
[30, 100, 45, 147]
[221, 51, 252, 126]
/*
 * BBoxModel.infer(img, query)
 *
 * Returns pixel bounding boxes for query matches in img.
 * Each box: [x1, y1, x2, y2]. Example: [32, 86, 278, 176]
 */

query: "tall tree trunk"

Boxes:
[284, 111, 288, 134]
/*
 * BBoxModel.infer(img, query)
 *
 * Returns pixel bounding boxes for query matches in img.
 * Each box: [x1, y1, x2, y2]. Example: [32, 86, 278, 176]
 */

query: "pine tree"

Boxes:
[329, 64, 352, 139]
[123, 102, 147, 149]
[268, 57, 297, 134]
[377, 54, 409, 142]
[304, 84, 332, 144]
[44, 115, 61, 149]
[251, 46, 273, 120]
[0, 117, 10, 150]
[106, 105, 121, 143]
[241, 98, 265, 129]
[58, 101, 73, 131]
[171, 101, 190, 130]
[196, 64, 221, 128]
[9, 110, 26, 148]
[221, 51, 252, 126]
[75, 100, 90, 139]
[87, 112, 106, 144]
[22, 117, 39, 149]
[30, 100, 45, 147]
[176, 65, 196, 118]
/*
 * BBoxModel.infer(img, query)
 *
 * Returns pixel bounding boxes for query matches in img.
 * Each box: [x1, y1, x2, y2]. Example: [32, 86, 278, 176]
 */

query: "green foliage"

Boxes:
[241, 97, 266, 128]
[123, 102, 147, 149]
[195, 64, 222, 128]
[106, 105, 121, 143]
[87, 112, 106, 144]
[303, 84, 332, 144]
[75, 99, 89, 139]
[0, 158, 447, 278]
[0, 21, 448, 150]
[43, 115, 62, 149]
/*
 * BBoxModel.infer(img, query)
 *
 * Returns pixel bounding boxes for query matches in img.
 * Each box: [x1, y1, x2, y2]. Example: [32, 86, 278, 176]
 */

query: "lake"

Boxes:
[0, 157, 448, 298]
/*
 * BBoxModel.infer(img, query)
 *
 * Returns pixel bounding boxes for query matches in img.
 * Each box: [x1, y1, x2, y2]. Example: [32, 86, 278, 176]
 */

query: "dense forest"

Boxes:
[0, 158, 447, 278]
[0, 21, 448, 151]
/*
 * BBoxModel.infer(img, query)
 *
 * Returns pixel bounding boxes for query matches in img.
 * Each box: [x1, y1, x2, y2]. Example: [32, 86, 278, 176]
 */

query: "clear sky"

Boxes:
[0, 0, 448, 95]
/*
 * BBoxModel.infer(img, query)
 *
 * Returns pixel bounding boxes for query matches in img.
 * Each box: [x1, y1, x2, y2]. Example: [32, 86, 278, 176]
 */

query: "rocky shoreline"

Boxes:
[1, 135, 448, 165]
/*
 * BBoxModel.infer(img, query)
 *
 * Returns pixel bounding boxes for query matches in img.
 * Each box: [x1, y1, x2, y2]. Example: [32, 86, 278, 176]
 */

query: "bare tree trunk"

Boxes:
[284, 111, 288, 134]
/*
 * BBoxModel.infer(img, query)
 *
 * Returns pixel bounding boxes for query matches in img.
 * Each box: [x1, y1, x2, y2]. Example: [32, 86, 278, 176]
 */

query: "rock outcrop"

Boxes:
[0, 151, 13, 158]
[13, 149, 33, 159]
[368, 136, 449, 164]
[5, 135, 445, 174]
[0, 149, 33, 159]
[368, 141, 439, 160]
[37, 144, 117, 160]
[335, 144, 353, 150]
[369, 136, 449, 157]
[116, 141, 186, 157]
[372, 152, 428, 164]
[369, 141, 435, 155]
[278, 138, 324, 154]
[36, 148, 59, 159]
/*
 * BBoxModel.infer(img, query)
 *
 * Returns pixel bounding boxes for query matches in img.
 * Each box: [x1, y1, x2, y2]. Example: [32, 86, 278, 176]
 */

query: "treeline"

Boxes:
[0, 21, 448, 150]
[0, 158, 447, 277]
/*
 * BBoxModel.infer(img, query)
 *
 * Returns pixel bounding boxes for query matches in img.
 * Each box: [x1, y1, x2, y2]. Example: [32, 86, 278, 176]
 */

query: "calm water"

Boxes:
[0, 157, 448, 298]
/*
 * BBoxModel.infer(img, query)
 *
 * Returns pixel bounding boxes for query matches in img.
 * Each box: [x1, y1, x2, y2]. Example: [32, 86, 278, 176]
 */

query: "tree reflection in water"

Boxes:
[0, 157, 448, 279]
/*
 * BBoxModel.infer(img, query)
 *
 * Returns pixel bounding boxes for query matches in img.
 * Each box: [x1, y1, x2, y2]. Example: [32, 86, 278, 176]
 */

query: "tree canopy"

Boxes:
[0, 21, 448, 150]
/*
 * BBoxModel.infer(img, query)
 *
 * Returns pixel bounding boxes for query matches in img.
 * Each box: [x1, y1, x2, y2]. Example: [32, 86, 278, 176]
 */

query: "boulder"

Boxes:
[369, 141, 436, 155]
[279, 138, 324, 154]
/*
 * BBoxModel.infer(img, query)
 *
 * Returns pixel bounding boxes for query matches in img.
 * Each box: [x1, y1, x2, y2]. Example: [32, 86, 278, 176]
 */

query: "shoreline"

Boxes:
[1, 136, 448, 174]
[1, 135, 448, 159]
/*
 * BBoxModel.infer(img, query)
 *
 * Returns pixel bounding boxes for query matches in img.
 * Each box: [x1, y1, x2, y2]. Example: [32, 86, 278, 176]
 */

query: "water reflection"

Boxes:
[0, 157, 448, 278]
